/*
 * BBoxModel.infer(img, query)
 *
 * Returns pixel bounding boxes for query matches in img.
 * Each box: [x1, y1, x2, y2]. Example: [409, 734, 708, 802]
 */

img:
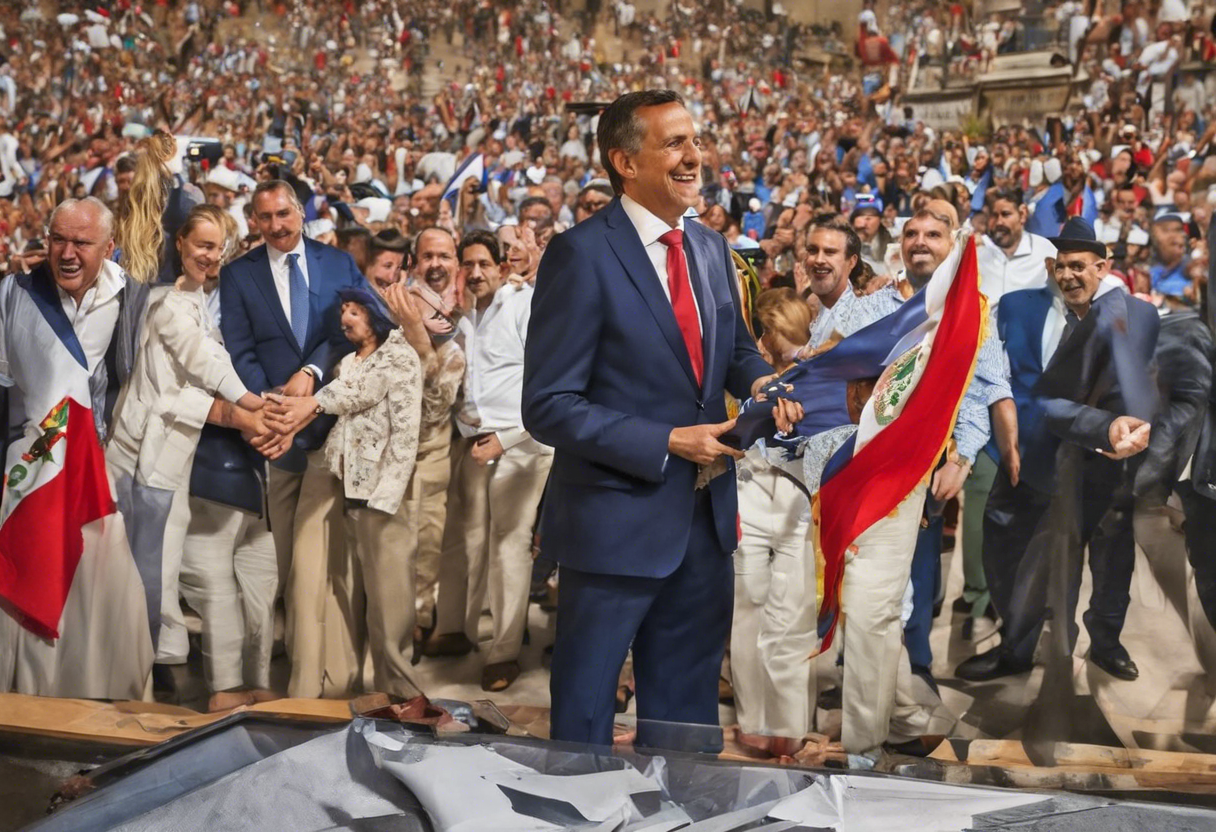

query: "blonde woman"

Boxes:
[731, 288, 818, 757]
[107, 204, 278, 697]
[115, 131, 204, 285]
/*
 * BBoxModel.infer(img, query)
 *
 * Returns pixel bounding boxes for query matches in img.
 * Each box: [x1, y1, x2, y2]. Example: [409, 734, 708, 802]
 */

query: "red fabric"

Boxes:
[0, 398, 116, 640]
[658, 229, 704, 386]
[814, 239, 984, 652]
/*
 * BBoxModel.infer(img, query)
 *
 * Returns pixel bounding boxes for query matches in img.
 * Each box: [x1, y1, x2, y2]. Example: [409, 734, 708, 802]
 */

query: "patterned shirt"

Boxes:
[418, 338, 465, 453]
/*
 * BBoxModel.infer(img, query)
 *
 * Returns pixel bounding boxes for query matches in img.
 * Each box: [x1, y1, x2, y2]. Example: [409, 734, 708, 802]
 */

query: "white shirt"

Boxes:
[454, 283, 540, 451]
[976, 231, 1056, 303]
[265, 238, 323, 380]
[57, 259, 125, 373]
[620, 193, 703, 334]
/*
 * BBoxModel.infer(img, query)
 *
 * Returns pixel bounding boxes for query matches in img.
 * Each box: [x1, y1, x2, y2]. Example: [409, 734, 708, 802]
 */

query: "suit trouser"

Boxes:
[984, 456, 1136, 664]
[156, 488, 192, 664]
[550, 490, 732, 752]
[179, 497, 277, 692]
[960, 452, 998, 616]
[268, 462, 303, 594]
[731, 465, 814, 739]
[333, 502, 421, 698]
[434, 436, 552, 665]
[841, 484, 946, 754]
[412, 438, 453, 631]
[283, 455, 348, 698]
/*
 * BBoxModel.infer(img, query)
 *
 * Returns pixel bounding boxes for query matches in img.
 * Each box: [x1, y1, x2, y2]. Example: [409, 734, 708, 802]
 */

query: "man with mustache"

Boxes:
[957, 218, 1158, 683]
[426, 230, 553, 692]
[218, 179, 370, 697]
[960, 187, 1057, 641]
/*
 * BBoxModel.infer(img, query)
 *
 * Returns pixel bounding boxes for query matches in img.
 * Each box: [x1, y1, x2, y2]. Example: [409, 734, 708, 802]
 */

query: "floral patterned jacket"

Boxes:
[315, 329, 422, 514]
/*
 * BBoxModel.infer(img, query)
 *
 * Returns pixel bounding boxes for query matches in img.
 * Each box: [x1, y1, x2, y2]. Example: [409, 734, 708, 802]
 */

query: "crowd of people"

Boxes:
[1, 0, 1215, 766]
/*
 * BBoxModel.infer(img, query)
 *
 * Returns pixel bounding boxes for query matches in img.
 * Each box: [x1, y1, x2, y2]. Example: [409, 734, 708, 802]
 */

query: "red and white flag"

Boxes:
[0, 397, 117, 639]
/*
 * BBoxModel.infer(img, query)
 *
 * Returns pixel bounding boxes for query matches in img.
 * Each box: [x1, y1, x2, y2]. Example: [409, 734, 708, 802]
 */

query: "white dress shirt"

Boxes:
[620, 193, 703, 333]
[264, 238, 323, 380]
[58, 259, 125, 373]
[976, 231, 1056, 303]
[454, 283, 541, 451]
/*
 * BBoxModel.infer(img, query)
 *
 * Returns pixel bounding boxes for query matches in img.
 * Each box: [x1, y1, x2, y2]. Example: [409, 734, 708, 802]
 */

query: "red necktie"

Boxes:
[658, 229, 703, 386]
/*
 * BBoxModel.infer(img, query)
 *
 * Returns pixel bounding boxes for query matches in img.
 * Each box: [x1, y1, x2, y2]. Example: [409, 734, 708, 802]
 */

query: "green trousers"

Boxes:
[960, 452, 999, 617]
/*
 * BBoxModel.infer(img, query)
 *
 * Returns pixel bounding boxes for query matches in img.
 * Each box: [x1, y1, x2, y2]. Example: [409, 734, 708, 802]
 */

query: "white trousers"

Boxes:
[156, 488, 191, 664]
[840, 483, 952, 754]
[731, 462, 815, 739]
[179, 497, 277, 693]
[434, 436, 552, 665]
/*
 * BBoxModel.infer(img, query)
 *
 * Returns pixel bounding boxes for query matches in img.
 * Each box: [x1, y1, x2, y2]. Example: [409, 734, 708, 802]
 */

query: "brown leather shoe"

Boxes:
[481, 660, 521, 692]
[422, 632, 476, 658]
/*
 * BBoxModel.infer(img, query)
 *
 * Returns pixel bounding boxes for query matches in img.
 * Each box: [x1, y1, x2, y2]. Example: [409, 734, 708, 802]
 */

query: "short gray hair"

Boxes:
[252, 179, 304, 214]
[49, 196, 115, 240]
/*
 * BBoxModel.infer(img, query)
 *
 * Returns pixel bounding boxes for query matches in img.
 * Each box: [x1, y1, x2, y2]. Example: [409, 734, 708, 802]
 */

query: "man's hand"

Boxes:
[773, 397, 804, 435]
[669, 420, 744, 466]
[751, 372, 784, 399]
[931, 458, 971, 502]
[282, 369, 316, 398]
[1000, 445, 1021, 487]
[1102, 416, 1150, 460]
[471, 433, 505, 466]
[264, 393, 320, 434]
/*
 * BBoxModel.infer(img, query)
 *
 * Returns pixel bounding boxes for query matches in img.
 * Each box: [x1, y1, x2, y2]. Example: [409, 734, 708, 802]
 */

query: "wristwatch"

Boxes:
[300, 366, 317, 379]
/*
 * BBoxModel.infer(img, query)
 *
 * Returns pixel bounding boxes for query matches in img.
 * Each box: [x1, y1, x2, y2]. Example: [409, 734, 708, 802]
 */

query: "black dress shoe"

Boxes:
[1090, 649, 1139, 681]
[151, 663, 178, 702]
[421, 632, 476, 657]
[952, 596, 972, 616]
[955, 648, 1033, 682]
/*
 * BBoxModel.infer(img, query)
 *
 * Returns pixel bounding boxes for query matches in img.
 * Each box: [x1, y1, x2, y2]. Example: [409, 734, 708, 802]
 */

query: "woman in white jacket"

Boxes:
[107, 205, 274, 694]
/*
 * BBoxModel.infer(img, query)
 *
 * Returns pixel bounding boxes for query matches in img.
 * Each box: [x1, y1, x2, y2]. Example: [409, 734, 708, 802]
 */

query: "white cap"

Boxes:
[1043, 158, 1062, 184]
[305, 218, 335, 238]
[1029, 159, 1045, 187]
[1126, 226, 1149, 246]
[206, 166, 241, 192]
[355, 197, 392, 224]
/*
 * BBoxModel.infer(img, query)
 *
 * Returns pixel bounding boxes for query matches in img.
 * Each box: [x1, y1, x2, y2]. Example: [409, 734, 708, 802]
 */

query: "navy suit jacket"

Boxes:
[220, 237, 368, 470]
[522, 198, 772, 578]
[997, 286, 1159, 493]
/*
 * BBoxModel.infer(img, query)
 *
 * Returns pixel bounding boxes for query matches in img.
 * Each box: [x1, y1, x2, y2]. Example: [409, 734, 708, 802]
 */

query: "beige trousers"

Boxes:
[179, 497, 277, 692]
[731, 461, 815, 739]
[434, 436, 553, 665]
[334, 501, 422, 698]
[840, 483, 953, 754]
[412, 439, 454, 631]
[156, 487, 192, 664]
[282, 454, 348, 698]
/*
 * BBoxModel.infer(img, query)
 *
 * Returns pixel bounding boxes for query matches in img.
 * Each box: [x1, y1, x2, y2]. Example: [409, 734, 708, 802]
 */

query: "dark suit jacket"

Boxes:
[219, 237, 368, 470]
[998, 286, 1159, 494]
[522, 199, 771, 578]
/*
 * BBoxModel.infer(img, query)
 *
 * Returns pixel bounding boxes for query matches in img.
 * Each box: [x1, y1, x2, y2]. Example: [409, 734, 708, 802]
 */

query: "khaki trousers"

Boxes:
[335, 501, 422, 698]
[282, 455, 348, 698]
[179, 497, 277, 692]
[434, 436, 553, 665]
[412, 438, 454, 631]
[731, 462, 815, 739]
[840, 483, 953, 754]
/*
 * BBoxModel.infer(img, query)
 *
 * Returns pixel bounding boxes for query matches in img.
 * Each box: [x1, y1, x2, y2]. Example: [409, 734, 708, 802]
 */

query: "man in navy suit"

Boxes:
[957, 218, 1158, 683]
[522, 90, 780, 750]
[219, 180, 367, 622]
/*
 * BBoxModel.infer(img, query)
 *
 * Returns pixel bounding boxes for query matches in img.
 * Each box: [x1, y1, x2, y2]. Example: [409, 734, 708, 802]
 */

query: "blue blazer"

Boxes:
[522, 198, 772, 578]
[220, 237, 368, 470]
[997, 286, 1159, 493]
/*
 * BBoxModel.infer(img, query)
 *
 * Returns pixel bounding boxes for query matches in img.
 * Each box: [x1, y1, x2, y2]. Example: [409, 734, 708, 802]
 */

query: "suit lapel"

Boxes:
[604, 200, 700, 394]
[249, 246, 303, 357]
[684, 225, 717, 398]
